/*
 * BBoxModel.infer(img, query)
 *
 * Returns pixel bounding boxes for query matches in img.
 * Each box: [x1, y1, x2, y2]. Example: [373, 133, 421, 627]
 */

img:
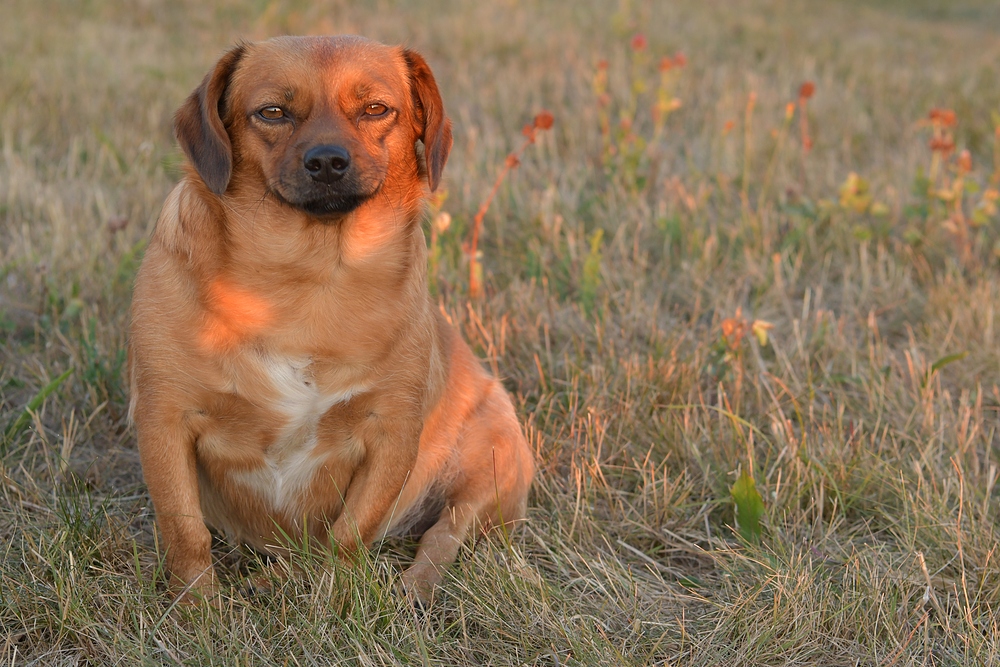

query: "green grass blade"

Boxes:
[3, 367, 74, 453]
[930, 351, 967, 374]
[731, 469, 765, 544]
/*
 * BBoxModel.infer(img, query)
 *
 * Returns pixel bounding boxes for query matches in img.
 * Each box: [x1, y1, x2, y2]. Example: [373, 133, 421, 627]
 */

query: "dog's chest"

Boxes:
[229, 354, 363, 515]
[264, 355, 347, 430]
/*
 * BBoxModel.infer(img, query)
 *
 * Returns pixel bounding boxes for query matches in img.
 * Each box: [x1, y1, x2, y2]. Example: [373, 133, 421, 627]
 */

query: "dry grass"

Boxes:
[3, 0, 1000, 664]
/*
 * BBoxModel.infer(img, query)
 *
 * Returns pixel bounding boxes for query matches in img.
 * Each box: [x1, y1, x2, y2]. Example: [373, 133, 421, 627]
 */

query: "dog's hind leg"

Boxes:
[401, 440, 531, 603]
[401, 374, 535, 604]
[400, 501, 486, 604]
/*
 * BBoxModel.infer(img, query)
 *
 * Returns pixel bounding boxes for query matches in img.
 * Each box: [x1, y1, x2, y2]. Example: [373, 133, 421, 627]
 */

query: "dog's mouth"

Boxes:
[294, 192, 372, 216]
[269, 182, 381, 219]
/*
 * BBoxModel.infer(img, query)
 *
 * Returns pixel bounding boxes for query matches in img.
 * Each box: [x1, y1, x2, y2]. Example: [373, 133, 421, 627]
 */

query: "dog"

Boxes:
[128, 35, 534, 603]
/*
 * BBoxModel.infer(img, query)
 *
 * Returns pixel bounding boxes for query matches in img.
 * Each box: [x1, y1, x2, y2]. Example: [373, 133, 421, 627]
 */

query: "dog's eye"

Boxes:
[364, 103, 389, 117]
[258, 106, 285, 121]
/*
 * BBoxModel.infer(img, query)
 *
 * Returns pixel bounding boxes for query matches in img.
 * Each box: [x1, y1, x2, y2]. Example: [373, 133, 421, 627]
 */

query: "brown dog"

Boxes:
[128, 35, 534, 603]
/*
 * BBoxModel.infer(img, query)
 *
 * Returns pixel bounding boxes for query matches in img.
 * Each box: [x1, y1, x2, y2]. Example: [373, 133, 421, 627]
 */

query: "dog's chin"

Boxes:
[298, 194, 371, 218]
[271, 188, 377, 221]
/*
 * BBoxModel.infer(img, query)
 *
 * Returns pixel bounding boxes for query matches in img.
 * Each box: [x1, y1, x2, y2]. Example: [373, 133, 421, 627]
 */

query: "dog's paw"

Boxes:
[245, 558, 296, 597]
[172, 583, 221, 609]
[400, 563, 442, 608]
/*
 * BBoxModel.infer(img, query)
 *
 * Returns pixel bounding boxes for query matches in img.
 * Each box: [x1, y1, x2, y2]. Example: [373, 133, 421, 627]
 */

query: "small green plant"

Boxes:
[3, 367, 74, 454]
[906, 109, 1000, 266]
[835, 171, 891, 241]
[705, 307, 772, 389]
[579, 228, 603, 316]
[730, 468, 765, 544]
[593, 34, 686, 190]
[79, 316, 127, 412]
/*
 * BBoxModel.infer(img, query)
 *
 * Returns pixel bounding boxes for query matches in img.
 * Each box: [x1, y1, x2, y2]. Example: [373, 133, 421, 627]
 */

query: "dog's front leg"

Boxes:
[329, 411, 422, 553]
[135, 411, 216, 601]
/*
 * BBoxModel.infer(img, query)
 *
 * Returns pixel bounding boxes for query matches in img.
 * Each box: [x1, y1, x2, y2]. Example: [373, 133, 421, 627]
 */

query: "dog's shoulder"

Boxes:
[132, 173, 225, 346]
[150, 171, 226, 262]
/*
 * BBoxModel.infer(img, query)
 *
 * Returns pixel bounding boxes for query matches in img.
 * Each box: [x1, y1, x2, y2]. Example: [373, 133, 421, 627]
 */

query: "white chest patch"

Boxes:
[265, 356, 353, 429]
[232, 354, 364, 516]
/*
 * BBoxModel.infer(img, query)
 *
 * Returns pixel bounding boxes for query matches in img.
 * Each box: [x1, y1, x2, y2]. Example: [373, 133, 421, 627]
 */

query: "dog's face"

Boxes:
[174, 36, 452, 218]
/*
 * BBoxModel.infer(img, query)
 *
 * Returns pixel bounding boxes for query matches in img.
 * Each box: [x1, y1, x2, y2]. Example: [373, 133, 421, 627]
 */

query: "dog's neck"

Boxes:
[212, 180, 427, 282]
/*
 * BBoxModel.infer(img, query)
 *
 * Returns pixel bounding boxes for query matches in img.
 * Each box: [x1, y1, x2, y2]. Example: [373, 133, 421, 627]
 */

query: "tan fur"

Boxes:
[128, 36, 534, 603]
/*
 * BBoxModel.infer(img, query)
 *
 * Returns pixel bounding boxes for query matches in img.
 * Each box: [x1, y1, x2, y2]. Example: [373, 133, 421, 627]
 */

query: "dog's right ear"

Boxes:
[174, 44, 246, 196]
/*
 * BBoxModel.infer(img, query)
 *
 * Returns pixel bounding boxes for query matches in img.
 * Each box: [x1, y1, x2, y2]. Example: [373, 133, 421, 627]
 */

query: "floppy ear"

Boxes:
[174, 44, 246, 196]
[403, 49, 453, 193]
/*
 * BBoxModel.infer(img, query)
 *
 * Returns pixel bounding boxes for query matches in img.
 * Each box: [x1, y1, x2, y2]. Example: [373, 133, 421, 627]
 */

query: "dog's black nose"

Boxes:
[303, 145, 351, 184]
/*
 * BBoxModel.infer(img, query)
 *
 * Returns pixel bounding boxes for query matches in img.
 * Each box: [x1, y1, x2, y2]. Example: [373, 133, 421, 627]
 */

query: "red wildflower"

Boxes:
[929, 137, 955, 153]
[929, 108, 957, 127]
[533, 110, 554, 130]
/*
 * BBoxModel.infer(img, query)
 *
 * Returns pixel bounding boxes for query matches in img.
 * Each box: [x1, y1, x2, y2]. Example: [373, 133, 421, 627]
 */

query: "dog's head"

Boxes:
[174, 36, 452, 218]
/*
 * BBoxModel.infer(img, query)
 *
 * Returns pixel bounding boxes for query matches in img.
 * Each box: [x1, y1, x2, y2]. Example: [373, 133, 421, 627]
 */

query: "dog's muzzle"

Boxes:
[270, 143, 381, 218]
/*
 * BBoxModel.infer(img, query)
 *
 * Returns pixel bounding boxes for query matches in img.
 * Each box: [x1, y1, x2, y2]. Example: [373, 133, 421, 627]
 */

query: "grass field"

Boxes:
[3, 0, 1000, 664]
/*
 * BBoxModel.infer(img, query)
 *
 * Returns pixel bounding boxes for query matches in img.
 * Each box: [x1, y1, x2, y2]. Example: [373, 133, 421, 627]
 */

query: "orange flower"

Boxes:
[929, 108, 957, 127]
[721, 311, 749, 349]
[533, 110, 554, 130]
[930, 137, 955, 154]
[631, 33, 647, 51]
[798, 81, 815, 99]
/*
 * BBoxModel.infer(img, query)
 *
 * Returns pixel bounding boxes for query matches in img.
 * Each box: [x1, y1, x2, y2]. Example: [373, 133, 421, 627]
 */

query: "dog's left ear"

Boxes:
[174, 44, 246, 196]
[403, 49, 453, 193]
